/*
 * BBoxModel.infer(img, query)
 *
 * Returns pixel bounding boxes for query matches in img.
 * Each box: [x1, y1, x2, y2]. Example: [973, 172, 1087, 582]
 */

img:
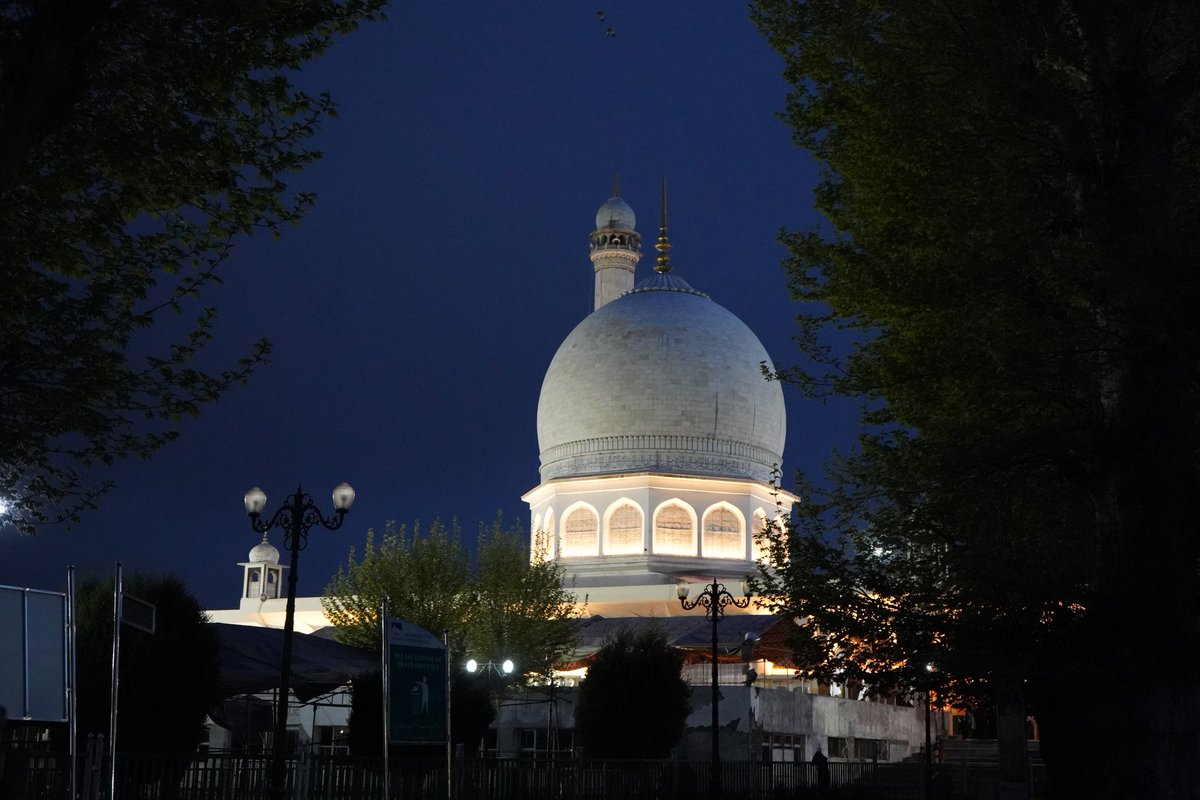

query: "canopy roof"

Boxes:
[211, 622, 377, 702]
[568, 614, 783, 662]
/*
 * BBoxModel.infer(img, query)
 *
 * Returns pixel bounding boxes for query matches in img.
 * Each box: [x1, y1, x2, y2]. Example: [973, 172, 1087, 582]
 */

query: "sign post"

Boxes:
[380, 598, 389, 800]
[108, 563, 157, 800]
[109, 563, 122, 800]
[385, 619, 447, 745]
[443, 629, 451, 800]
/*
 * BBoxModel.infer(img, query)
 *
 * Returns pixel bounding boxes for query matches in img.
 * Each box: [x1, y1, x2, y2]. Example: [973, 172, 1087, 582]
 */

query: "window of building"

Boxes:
[605, 502, 643, 554]
[561, 507, 599, 557]
[761, 733, 805, 763]
[827, 736, 851, 760]
[653, 503, 695, 556]
[751, 510, 769, 562]
[314, 725, 350, 756]
[544, 511, 556, 559]
[702, 505, 743, 558]
[858, 738, 889, 762]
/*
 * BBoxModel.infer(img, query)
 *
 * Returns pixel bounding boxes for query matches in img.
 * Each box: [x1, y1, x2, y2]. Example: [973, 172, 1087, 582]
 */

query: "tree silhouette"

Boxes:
[575, 627, 689, 759]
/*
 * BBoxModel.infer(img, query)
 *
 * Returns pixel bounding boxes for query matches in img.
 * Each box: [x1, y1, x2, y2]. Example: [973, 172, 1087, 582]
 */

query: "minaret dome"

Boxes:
[595, 196, 636, 231]
[589, 179, 642, 310]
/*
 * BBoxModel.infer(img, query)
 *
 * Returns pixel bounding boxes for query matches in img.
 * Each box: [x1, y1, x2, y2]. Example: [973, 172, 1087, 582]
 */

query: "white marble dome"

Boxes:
[537, 273, 786, 483]
[595, 195, 636, 231]
[248, 537, 280, 565]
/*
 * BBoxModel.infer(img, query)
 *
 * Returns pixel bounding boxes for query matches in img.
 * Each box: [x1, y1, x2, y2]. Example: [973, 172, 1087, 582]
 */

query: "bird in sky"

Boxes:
[596, 9, 614, 37]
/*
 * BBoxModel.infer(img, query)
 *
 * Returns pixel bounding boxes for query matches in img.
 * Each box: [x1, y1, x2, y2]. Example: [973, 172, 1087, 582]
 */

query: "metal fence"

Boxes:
[3, 747, 1046, 800]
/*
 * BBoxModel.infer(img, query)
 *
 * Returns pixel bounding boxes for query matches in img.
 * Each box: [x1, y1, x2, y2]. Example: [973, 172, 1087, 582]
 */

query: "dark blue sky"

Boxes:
[0, 4, 857, 608]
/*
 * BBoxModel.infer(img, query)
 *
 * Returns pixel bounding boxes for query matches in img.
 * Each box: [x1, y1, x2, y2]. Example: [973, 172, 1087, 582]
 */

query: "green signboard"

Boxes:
[386, 618, 446, 744]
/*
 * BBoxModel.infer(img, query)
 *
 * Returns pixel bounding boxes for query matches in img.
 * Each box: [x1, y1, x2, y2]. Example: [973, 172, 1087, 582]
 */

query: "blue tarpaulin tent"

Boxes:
[210, 622, 376, 701]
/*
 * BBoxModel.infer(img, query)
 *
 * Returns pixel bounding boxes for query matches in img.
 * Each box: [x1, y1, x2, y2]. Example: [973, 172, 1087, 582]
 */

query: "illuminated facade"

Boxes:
[502, 188, 928, 765]
[206, 188, 928, 764]
[525, 187, 797, 617]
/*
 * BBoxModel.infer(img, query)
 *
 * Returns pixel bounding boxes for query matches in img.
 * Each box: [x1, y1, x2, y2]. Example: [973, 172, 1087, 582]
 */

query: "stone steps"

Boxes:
[930, 738, 1044, 769]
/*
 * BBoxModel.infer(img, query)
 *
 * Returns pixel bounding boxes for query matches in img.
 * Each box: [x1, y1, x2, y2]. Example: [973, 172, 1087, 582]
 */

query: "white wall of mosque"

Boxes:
[525, 473, 793, 566]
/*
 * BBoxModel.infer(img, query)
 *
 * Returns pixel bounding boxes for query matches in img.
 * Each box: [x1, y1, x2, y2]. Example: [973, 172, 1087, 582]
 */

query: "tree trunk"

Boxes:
[1049, 356, 1200, 798]
[995, 680, 1028, 800]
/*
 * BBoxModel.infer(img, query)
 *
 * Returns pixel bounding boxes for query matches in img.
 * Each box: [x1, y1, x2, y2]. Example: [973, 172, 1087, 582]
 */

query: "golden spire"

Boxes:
[654, 177, 671, 273]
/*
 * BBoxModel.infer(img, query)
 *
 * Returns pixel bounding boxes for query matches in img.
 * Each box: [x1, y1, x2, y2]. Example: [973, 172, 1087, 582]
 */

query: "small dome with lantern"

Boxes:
[248, 534, 280, 565]
[595, 194, 636, 231]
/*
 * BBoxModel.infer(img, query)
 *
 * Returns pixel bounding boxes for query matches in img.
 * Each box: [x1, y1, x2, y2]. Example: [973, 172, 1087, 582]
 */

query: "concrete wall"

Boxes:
[753, 686, 925, 762]
[493, 684, 925, 763]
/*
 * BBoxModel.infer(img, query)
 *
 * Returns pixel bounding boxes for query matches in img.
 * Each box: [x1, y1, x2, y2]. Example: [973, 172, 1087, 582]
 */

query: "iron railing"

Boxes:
[2, 746, 1048, 800]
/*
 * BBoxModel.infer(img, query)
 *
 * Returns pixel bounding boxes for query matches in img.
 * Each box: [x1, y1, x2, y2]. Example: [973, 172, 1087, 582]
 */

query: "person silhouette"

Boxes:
[415, 676, 429, 713]
[811, 747, 831, 793]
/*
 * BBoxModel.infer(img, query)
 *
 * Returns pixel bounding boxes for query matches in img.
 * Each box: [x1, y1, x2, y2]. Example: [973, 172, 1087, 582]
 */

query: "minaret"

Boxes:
[589, 177, 642, 310]
[238, 532, 285, 606]
[654, 177, 672, 274]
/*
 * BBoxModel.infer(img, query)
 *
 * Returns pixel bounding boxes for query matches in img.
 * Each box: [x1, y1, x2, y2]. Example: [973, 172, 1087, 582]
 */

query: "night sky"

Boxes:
[0, 4, 859, 609]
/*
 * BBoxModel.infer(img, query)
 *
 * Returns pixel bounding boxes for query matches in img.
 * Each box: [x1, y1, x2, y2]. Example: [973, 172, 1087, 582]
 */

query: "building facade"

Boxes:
[507, 186, 926, 763]
[207, 186, 930, 764]
[526, 185, 797, 617]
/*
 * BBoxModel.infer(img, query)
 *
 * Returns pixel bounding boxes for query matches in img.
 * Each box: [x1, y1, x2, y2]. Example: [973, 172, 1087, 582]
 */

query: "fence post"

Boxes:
[82, 734, 103, 800]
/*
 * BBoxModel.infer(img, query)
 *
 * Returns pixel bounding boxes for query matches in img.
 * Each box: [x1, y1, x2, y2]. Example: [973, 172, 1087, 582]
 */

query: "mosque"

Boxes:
[208, 185, 929, 763]
[525, 184, 796, 618]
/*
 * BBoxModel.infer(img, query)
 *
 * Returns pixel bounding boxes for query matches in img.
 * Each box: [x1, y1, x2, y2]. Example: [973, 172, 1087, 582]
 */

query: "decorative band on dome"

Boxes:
[539, 434, 781, 483]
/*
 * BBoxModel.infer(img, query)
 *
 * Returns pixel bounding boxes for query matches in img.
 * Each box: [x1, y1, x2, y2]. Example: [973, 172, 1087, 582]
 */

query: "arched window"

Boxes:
[561, 506, 599, 557]
[531, 514, 549, 562]
[653, 503, 695, 556]
[751, 510, 769, 562]
[606, 502, 643, 555]
[245, 568, 261, 599]
[544, 510, 556, 560]
[703, 506, 744, 559]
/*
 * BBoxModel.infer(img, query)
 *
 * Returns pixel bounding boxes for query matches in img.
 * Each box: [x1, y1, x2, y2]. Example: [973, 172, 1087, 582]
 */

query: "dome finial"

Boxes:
[654, 177, 672, 273]
[613, 173, 621, 197]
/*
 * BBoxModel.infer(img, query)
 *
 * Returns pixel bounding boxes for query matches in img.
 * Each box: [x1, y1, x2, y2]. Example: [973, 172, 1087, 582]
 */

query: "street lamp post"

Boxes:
[923, 661, 937, 800]
[464, 659, 515, 758]
[244, 482, 355, 800]
[678, 578, 751, 800]
[465, 659, 515, 678]
[925, 688, 932, 800]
